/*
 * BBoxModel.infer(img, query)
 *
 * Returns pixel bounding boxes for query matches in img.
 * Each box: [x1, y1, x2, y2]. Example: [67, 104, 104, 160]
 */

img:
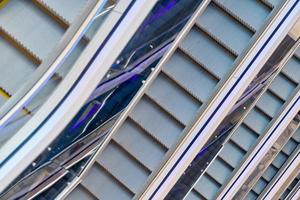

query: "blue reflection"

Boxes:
[3, 0, 206, 198]
[141, 0, 177, 32]
[71, 101, 102, 131]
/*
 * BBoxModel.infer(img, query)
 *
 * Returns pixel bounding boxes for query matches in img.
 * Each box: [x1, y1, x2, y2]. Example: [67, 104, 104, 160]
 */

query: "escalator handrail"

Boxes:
[0, 0, 111, 127]
[0, 0, 158, 193]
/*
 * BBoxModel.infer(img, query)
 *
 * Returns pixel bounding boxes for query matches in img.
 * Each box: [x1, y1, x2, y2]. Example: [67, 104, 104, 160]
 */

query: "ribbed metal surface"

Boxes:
[281, 173, 300, 199]
[246, 128, 300, 199]
[0, 0, 113, 147]
[66, 1, 278, 199]
[0, 0, 88, 109]
[185, 42, 300, 200]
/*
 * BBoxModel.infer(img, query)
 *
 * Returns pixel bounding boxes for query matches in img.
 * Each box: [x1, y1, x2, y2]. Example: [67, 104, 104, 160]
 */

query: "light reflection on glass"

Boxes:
[1, 0, 206, 199]
[0, 0, 117, 150]
[166, 34, 298, 200]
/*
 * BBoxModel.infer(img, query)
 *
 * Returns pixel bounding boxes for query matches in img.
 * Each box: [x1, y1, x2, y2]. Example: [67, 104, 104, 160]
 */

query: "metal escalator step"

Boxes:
[160, 69, 203, 104]
[256, 104, 274, 119]
[81, 164, 133, 200]
[219, 141, 245, 168]
[0, 0, 88, 110]
[71, 0, 282, 198]
[163, 50, 219, 102]
[269, 73, 298, 101]
[0, 27, 42, 66]
[185, 189, 206, 200]
[281, 139, 298, 156]
[206, 157, 233, 185]
[194, 173, 221, 200]
[268, 87, 286, 103]
[256, 90, 284, 118]
[263, 0, 282, 8]
[243, 107, 271, 135]
[66, 185, 97, 200]
[282, 70, 299, 86]
[196, 3, 252, 55]
[214, 0, 269, 31]
[31, 0, 69, 29]
[0, 1, 64, 59]
[144, 93, 186, 126]
[292, 128, 300, 143]
[230, 124, 258, 151]
[252, 178, 268, 195]
[0, 96, 5, 108]
[282, 56, 300, 84]
[146, 73, 201, 125]
[0, 37, 36, 94]
[111, 139, 152, 172]
[230, 136, 250, 152]
[295, 48, 300, 58]
[96, 142, 150, 194]
[245, 190, 258, 200]
[113, 120, 167, 171]
[36, 0, 87, 24]
[272, 151, 288, 169]
[126, 117, 168, 150]
[195, 24, 238, 58]
[180, 27, 235, 79]
[129, 97, 184, 148]
[262, 165, 278, 182]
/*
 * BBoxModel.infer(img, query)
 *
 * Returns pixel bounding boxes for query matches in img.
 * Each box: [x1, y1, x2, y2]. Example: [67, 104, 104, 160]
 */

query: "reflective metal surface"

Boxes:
[0, 0, 204, 199]
[0, 0, 116, 149]
[166, 34, 299, 200]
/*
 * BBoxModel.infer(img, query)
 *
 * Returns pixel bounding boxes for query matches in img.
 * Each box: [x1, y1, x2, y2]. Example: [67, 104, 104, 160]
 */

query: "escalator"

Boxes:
[66, 0, 283, 199]
[185, 40, 300, 200]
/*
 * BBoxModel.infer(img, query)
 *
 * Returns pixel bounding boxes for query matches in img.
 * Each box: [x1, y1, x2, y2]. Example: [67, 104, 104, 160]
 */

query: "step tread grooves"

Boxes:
[111, 139, 152, 173]
[96, 143, 150, 194]
[0, 26, 42, 65]
[178, 47, 221, 81]
[259, 0, 275, 10]
[212, 0, 256, 33]
[163, 49, 219, 102]
[146, 73, 201, 125]
[194, 23, 238, 57]
[196, 2, 253, 55]
[0, 1, 64, 59]
[127, 116, 169, 149]
[144, 93, 186, 127]
[161, 69, 204, 103]
[113, 119, 167, 171]
[129, 97, 184, 148]
[180, 27, 235, 79]
[80, 163, 133, 200]
[32, 0, 70, 29]
[282, 56, 300, 84]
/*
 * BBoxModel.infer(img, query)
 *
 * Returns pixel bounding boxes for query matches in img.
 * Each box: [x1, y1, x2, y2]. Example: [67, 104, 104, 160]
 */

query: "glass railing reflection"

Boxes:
[0, 0, 116, 151]
[166, 34, 299, 200]
[0, 0, 207, 198]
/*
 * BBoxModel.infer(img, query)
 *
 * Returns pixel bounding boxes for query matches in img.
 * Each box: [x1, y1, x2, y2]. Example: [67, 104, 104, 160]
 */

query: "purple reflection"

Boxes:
[71, 102, 102, 130]
[87, 41, 171, 102]
[130, 74, 140, 81]
[140, 0, 177, 32]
